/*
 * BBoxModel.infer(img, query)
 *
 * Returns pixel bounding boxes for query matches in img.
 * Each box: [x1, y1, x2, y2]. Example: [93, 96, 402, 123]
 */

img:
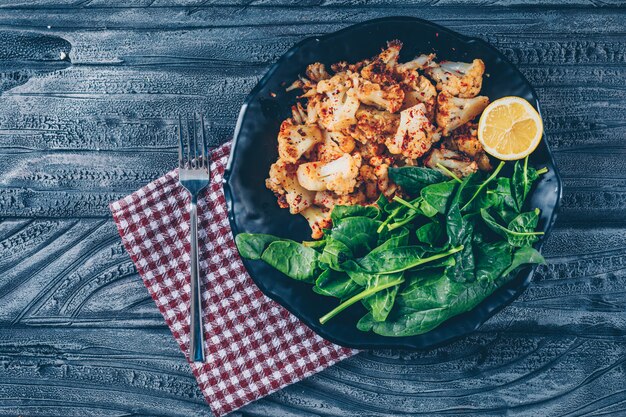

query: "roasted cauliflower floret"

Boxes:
[424, 148, 478, 178]
[297, 153, 362, 195]
[386, 103, 441, 160]
[351, 105, 400, 144]
[426, 59, 485, 98]
[445, 123, 492, 171]
[306, 62, 331, 82]
[300, 206, 332, 239]
[317, 73, 360, 131]
[361, 40, 402, 85]
[396, 53, 436, 73]
[266, 160, 315, 214]
[436, 92, 489, 135]
[277, 119, 323, 163]
[355, 78, 404, 113]
[373, 163, 397, 197]
[315, 133, 345, 163]
[401, 71, 437, 119]
[314, 189, 367, 210]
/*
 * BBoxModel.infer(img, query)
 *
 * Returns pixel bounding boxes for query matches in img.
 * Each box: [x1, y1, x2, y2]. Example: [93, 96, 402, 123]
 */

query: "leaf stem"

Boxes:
[377, 245, 465, 275]
[393, 196, 419, 210]
[536, 167, 548, 175]
[461, 161, 505, 211]
[436, 163, 462, 183]
[319, 277, 405, 324]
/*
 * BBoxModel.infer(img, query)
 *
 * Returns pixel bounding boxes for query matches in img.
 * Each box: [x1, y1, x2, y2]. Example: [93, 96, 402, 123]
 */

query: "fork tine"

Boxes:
[178, 115, 184, 168]
[200, 114, 208, 170]
[192, 113, 199, 168]
[186, 114, 193, 168]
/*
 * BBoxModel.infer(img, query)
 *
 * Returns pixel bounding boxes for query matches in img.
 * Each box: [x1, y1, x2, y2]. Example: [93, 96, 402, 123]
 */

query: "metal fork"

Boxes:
[178, 114, 210, 362]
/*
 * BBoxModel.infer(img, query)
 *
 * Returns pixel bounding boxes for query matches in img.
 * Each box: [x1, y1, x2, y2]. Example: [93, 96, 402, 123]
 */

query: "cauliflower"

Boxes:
[319, 152, 362, 195]
[423, 148, 478, 178]
[386, 103, 441, 159]
[277, 119, 323, 163]
[266, 160, 315, 214]
[373, 163, 397, 197]
[436, 92, 489, 135]
[351, 105, 400, 144]
[396, 53, 436, 73]
[401, 71, 437, 119]
[314, 133, 344, 163]
[317, 73, 360, 131]
[300, 206, 332, 239]
[314, 189, 367, 210]
[361, 40, 402, 85]
[426, 59, 485, 98]
[305, 62, 330, 82]
[445, 123, 492, 171]
[355, 78, 404, 113]
[297, 153, 361, 195]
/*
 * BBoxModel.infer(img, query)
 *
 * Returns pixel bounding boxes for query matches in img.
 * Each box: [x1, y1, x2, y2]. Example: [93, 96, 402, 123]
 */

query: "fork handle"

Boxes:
[189, 196, 205, 362]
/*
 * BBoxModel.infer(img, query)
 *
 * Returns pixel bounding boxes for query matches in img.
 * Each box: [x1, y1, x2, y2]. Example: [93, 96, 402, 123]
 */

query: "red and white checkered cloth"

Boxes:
[110, 142, 357, 416]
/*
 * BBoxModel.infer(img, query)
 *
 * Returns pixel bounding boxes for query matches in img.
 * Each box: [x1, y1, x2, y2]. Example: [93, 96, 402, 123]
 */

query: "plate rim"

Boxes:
[223, 16, 563, 350]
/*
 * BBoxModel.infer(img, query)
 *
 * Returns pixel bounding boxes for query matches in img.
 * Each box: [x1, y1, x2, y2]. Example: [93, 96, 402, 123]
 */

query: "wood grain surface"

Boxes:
[1, 2, 625, 416]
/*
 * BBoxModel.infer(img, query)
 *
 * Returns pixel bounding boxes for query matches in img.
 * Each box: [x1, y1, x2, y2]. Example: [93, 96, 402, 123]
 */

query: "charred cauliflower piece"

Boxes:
[297, 153, 362, 195]
[305, 62, 330, 82]
[396, 53, 437, 73]
[354, 78, 404, 114]
[436, 92, 489, 135]
[360, 40, 402, 85]
[426, 59, 485, 98]
[424, 148, 478, 178]
[300, 206, 332, 239]
[277, 119, 323, 163]
[351, 105, 400, 144]
[314, 189, 367, 210]
[445, 123, 492, 171]
[266, 160, 315, 214]
[401, 70, 437, 119]
[387, 103, 441, 160]
[317, 73, 360, 131]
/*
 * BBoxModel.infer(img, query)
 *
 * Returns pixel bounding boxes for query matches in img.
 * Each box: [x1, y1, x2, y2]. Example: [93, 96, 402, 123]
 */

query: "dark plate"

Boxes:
[223, 17, 562, 350]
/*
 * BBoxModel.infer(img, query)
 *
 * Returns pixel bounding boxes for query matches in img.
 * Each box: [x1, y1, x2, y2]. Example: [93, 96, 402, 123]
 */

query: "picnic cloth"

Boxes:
[110, 142, 358, 416]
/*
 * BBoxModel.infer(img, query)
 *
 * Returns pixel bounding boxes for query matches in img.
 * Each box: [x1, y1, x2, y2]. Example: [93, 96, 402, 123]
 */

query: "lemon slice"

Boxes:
[477, 96, 543, 161]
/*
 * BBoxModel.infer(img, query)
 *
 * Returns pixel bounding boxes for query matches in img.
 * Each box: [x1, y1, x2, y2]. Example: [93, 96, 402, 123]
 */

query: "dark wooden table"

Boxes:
[1, 2, 625, 416]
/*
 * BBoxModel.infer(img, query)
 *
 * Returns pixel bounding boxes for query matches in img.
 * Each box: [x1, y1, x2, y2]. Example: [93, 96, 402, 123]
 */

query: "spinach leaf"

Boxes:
[348, 228, 410, 286]
[363, 275, 501, 336]
[235, 233, 283, 260]
[416, 221, 446, 248]
[331, 216, 381, 257]
[449, 216, 475, 283]
[474, 241, 513, 282]
[362, 272, 404, 322]
[303, 239, 326, 251]
[319, 238, 353, 271]
[331, 205, 380, 223]
[507, 209, 541, 246]
[480, 209, 544, 248]
[320, 275, 405, 324]
[446, 174, 473, 246]
[357, 245, 464, 275]
[461, 161, 505, 211]
[421, 181, 456, 214]
[389, 166, 448, 195]
[501, 246, 545, 277]
[313, 269, 361, 299]
[511, 157, 540, 212]
[260, 241, 321, 283]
